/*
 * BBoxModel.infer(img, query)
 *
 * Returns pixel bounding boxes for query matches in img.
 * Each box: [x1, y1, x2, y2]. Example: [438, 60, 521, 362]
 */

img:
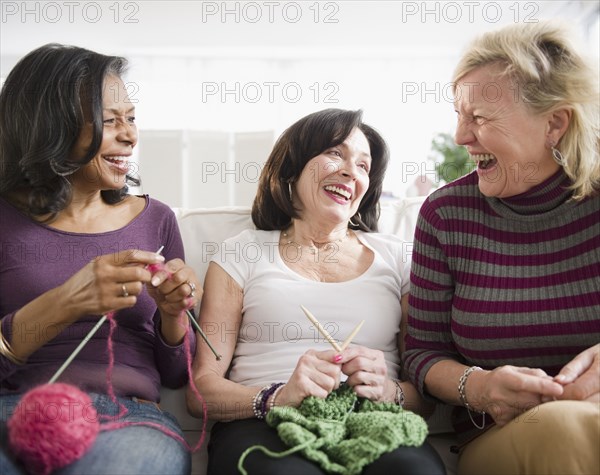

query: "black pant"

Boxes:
[208, 419, 447, 475]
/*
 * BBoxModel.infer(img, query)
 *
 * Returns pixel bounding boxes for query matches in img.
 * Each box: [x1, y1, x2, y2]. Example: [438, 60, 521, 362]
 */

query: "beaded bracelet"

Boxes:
[458, 366, 486, 430]
[391, 379, 405, 407]
[260, 382, 284, 418]
[252, 383, 285, 420]
[268, 384, 285, 413]
[252, 384, 271, 419]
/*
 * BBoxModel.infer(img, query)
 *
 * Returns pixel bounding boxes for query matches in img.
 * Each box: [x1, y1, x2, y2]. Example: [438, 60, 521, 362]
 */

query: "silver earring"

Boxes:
[551, 146, 564, 166]
[50, 159, 77, 177]
[288, 182, 293, 201]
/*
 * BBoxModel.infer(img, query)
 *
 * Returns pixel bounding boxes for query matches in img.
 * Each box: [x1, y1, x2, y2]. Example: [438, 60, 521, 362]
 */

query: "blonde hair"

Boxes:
[453, 21, 599, 199]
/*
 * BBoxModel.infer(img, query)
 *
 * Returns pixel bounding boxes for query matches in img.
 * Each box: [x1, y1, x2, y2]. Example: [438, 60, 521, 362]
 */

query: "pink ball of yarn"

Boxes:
[8, 383, 100, 475]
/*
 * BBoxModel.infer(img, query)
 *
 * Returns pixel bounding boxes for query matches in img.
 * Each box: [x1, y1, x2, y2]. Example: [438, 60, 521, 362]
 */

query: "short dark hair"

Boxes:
[0, 43, 138, 217]
[251, 108, 389, 232]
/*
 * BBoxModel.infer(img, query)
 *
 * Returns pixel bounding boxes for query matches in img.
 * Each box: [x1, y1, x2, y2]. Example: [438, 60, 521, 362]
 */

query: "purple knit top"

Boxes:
[404, 169, 600, 441]
[0, 196, 196, 402]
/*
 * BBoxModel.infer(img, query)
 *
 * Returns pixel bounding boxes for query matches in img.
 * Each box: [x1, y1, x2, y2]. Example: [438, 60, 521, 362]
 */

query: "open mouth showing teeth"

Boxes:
[103, 156, 129, 165]
[324, 185, 352, 201]
[473, 154, 497, 170]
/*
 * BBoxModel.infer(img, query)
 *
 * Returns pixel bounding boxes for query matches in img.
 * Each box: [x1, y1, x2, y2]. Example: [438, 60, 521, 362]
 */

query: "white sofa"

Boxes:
[160, 197, 458, 474]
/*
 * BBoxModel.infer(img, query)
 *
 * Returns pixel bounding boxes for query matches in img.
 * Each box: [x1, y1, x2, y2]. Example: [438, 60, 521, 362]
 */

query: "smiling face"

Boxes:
[70, 75, 137, 191]
[293, 127, 371, 226]
[454, 64, 559, 198]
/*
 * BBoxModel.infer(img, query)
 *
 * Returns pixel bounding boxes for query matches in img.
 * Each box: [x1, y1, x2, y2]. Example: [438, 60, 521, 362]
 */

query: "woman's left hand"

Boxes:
[147, 258, 202, 343]
[340, 345, 392, 401]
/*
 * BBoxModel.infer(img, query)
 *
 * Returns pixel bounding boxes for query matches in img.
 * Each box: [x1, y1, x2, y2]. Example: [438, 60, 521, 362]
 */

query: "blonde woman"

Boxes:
[404, 21, 600, 475]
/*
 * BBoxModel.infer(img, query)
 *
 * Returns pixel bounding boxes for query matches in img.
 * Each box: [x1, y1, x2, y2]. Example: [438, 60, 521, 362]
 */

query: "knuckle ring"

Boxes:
[187, 281, 196, 298]
[121, 284, 129, 298]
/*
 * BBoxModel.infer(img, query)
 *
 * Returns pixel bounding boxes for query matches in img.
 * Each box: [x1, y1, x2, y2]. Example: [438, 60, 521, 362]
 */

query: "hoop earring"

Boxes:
[551, 146, 564, 166]
[349, 212, 362, 227]
[50, 159, 77, 177]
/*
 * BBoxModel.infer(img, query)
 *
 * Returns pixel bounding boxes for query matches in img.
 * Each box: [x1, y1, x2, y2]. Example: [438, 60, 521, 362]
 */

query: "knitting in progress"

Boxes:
[238, 384, 428, 475]
[7, 260, 210, 475]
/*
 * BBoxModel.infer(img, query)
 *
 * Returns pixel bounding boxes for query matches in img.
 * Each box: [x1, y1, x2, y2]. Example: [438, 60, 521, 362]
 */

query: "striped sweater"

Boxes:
[404, 169, 600, 440]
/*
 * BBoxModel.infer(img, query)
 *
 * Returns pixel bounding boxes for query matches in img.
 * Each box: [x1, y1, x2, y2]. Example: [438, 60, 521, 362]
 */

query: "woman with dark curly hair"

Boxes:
[0, 44, 201, 474]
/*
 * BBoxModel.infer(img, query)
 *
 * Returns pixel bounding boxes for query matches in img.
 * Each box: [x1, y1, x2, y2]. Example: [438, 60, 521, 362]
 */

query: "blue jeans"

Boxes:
[0, 393, 191, 475]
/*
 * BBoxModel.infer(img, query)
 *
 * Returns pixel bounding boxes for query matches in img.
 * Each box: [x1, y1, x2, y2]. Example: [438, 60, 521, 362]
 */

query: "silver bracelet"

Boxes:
[268, 384, 285, 413]
[458, 366, 486, 429]
[392, 379, 405, 407]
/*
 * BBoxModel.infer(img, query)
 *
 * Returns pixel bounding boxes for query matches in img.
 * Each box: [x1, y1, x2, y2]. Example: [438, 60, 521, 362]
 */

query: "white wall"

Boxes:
[1, 1, 598, 207]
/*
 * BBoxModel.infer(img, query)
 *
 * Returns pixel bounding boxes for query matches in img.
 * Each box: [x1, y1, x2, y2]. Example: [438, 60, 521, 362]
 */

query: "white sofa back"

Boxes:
[173, 197, 426, 286]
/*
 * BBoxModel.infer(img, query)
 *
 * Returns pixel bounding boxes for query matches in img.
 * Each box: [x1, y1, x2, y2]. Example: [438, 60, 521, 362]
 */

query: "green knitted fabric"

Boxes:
[238, 385, 428, 475]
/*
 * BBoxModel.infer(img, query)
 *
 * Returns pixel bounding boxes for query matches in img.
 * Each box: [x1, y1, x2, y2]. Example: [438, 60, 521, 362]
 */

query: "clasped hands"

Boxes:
[464, 343, 599, 427]
[274, 346, 392, 408]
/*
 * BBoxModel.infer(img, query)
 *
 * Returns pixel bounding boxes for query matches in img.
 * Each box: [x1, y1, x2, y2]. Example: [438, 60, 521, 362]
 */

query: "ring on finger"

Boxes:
[121, 284, 129, 298]
[186, 281, 196, 298]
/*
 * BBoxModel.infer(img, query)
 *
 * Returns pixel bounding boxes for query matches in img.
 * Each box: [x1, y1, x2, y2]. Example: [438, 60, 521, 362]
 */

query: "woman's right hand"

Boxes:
[276, 349, 342, 407]
[8, 249, 166, 362]
[467, 365, 564, 426]
[59, 249, 164, 318]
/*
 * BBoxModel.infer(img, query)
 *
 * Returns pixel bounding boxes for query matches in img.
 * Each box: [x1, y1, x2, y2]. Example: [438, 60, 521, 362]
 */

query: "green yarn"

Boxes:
[238, 385, 428, 475]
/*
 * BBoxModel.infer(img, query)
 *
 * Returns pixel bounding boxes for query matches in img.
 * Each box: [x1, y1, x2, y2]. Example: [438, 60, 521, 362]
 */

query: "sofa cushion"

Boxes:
[173, 206, 254, 286]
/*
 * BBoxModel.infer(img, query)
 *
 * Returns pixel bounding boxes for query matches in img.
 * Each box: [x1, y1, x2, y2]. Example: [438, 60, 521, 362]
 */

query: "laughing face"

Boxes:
[454, 64, 559, 198]
[293, 127, 371, 226]
[70, 75, 137, 191]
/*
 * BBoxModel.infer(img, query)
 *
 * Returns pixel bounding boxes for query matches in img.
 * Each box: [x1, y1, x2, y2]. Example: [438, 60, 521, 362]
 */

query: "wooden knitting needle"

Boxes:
[339, 320, 365, 351]
[300, 305, 342, 352]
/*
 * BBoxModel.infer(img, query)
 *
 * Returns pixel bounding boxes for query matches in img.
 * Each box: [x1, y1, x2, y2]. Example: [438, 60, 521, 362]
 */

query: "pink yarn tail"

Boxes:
[101, 312, 128, 421]
[97, 264, 209, 454]
[100, 320, 209, 453]
[183, 316, 208, 453]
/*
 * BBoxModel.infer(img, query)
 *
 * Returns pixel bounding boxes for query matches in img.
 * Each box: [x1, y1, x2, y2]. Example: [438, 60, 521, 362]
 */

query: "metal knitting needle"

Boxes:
[48, 246, 167, 384]
[186, 310, 222, 361]
[300, 305, 342, 352]
[153, 245, 221, 361]
[49, 314, 108, 384]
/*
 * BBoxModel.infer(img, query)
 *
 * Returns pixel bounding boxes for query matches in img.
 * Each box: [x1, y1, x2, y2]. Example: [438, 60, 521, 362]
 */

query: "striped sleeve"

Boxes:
[404, 197, 459, 397]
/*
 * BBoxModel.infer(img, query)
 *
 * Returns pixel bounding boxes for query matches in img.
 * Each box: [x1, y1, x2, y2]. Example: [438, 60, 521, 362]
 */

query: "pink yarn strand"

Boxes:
[183, 314, 208, 452]
[98, 272, 208, 453]
[101, 312, 128, 420]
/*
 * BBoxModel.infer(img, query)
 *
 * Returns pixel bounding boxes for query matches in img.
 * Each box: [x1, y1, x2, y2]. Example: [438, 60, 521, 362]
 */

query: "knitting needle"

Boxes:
[300, 305, 342, 352]
[49, 314, 108, 384]
[153, 246, 222, 361]
[186, 310, 222, 361]
[48, 247, 167, 384]
[339, 320, 365, 351]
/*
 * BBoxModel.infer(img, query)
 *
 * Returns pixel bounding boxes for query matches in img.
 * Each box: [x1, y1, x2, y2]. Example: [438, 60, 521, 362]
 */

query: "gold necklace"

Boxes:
[282, 230, 350, 255]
